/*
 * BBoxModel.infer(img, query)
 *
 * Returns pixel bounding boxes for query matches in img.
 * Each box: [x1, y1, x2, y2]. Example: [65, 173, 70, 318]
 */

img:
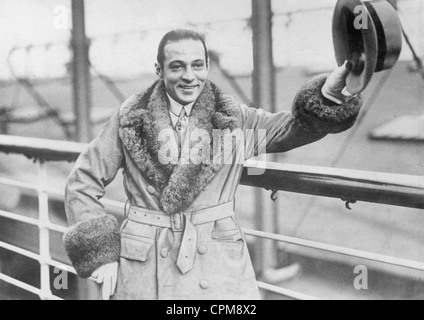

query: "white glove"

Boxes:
[322, 61, 356, 104]
[90, 262, 118, 300]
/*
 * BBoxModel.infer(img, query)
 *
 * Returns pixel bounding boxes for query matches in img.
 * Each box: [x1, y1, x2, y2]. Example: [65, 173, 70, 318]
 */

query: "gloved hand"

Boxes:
[90, 262, 118, 300]
[321, 60, 356, 104]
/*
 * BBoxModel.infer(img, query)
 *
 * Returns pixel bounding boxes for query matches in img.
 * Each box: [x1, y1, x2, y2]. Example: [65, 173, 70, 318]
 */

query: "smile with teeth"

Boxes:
[179, 85, 198, 90]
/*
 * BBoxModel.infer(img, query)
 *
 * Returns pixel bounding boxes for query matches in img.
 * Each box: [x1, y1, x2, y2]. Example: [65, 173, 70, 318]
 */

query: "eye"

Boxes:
[171, 64, 184, 71]
[193, 63, 205, 70]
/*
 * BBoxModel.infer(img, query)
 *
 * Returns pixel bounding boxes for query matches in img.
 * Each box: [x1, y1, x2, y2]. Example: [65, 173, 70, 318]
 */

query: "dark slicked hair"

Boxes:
[157, 29, 209, 68]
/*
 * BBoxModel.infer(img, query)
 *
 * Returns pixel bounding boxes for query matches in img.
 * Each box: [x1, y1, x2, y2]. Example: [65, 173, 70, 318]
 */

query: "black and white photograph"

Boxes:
[0, 0, 423, 302]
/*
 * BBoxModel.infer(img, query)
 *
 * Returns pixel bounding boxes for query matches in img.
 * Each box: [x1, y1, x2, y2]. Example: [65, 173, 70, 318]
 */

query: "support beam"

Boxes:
[252, 0, 276, 111]
[251, 0, 278, 279]
[71, 0, 92, 142]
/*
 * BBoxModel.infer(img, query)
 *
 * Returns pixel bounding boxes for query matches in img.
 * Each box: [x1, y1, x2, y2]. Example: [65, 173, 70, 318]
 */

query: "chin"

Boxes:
[177, 93, 200, 105]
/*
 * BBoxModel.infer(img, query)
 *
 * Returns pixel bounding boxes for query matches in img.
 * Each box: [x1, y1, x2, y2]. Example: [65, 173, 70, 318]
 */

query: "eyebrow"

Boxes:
[168, 59, 205, 65]
[169, 60, 185, 65]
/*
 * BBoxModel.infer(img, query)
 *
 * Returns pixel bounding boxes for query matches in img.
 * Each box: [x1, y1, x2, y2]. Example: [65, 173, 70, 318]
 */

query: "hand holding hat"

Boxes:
[322, 61, 356, 104]
[332, 0, 402, 95]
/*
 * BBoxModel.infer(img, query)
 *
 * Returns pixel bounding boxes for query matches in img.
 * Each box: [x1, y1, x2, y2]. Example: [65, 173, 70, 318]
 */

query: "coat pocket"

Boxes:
[120, 234, 153, 262]
[211, 216, 244, 243]
[120, 220, 154, 262]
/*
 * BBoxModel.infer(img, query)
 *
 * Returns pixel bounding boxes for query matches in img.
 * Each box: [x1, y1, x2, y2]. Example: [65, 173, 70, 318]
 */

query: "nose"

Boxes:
[182, 67, 195, 82]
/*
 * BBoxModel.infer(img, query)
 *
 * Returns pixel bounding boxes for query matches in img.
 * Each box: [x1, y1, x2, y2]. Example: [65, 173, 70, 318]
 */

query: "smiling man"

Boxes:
[63, 29, 362, 300]
[156, 31, 209, 106]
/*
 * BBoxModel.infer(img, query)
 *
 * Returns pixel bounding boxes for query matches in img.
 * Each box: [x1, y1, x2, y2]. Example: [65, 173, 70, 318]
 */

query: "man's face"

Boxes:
[156, 39, 209, 106]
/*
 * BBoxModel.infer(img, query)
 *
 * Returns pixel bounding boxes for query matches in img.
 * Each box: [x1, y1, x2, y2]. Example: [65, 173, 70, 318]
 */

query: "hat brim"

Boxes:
[333, 0, 378, 95]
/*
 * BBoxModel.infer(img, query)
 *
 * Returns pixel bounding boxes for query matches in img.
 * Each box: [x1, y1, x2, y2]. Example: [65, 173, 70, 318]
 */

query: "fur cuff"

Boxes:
[63, 215, 120, 278]
[292, 74, 362, 134]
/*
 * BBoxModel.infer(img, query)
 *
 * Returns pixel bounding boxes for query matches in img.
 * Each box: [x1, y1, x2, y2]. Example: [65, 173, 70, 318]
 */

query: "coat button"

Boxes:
[146, 186, 157, 195]
[198, 245, 208, 255]
[160, 248, 169, 258]
[199, 280, 210, 290]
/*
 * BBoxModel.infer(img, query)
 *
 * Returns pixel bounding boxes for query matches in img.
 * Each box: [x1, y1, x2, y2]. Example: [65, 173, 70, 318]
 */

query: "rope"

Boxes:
[89, 62, 127, 104]
[5, 48, 72, 139]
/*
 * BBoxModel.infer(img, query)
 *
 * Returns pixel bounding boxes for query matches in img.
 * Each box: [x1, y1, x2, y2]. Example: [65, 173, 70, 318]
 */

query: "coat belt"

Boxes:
[127, 201, 235, 275]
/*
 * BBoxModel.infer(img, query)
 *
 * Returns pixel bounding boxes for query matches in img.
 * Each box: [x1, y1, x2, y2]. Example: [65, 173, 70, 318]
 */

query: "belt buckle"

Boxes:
[171, 212, 184, 232]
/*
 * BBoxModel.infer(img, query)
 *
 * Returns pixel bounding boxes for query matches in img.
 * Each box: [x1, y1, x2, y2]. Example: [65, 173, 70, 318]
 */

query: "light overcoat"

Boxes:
[63, 76, 361, 300]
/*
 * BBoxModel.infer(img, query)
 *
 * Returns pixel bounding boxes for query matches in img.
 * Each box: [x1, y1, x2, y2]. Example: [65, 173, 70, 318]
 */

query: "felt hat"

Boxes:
[333, 0, 403, 94]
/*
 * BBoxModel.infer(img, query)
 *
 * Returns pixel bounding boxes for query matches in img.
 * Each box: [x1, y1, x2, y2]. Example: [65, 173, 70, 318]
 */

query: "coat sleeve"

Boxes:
[63, 111, 124, 278]
[241, 74, 362, 159]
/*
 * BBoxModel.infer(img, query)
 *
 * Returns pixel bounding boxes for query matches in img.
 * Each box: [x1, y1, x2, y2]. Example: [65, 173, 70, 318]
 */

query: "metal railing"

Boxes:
[0, 134, 423, 300]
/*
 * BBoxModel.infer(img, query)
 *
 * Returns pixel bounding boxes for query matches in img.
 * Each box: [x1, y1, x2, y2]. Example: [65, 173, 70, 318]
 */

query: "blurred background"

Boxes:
[0, 0, 423, 300]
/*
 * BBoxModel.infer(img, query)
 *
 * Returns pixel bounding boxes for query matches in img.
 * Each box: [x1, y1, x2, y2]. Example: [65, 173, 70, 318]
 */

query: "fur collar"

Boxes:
[119, 80, 242, 214]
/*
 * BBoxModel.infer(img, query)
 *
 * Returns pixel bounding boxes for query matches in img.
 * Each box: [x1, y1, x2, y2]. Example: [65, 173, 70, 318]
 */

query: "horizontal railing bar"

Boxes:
[0, 272, 42, 296]
[0, 177, 39, 191]
[0, 241, 77, 276]
[0, 273, 62, 300]
[46, 223, 68, 234]
[243, 228, 424, 272]
[257, 281, 320, 300]
[0, 134, 85, 162]
[0, 210, 68, 234]
[0, 177, 65, 198]
[0, 240, 40, 261]
[1, 135, 423, 209]
[0, 209, 38, 227]
[0, 175, 124, 216]
[241, 160, 424, 210]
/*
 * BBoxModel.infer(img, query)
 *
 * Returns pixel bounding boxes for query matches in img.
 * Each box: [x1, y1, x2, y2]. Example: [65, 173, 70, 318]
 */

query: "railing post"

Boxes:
[251, 0, 278, 280]
[71, 0, 92, 143]
[37, 159, 52, 300]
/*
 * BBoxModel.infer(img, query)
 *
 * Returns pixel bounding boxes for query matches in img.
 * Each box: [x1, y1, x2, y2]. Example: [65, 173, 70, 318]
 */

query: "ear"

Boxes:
[155, 63, 163, 78]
